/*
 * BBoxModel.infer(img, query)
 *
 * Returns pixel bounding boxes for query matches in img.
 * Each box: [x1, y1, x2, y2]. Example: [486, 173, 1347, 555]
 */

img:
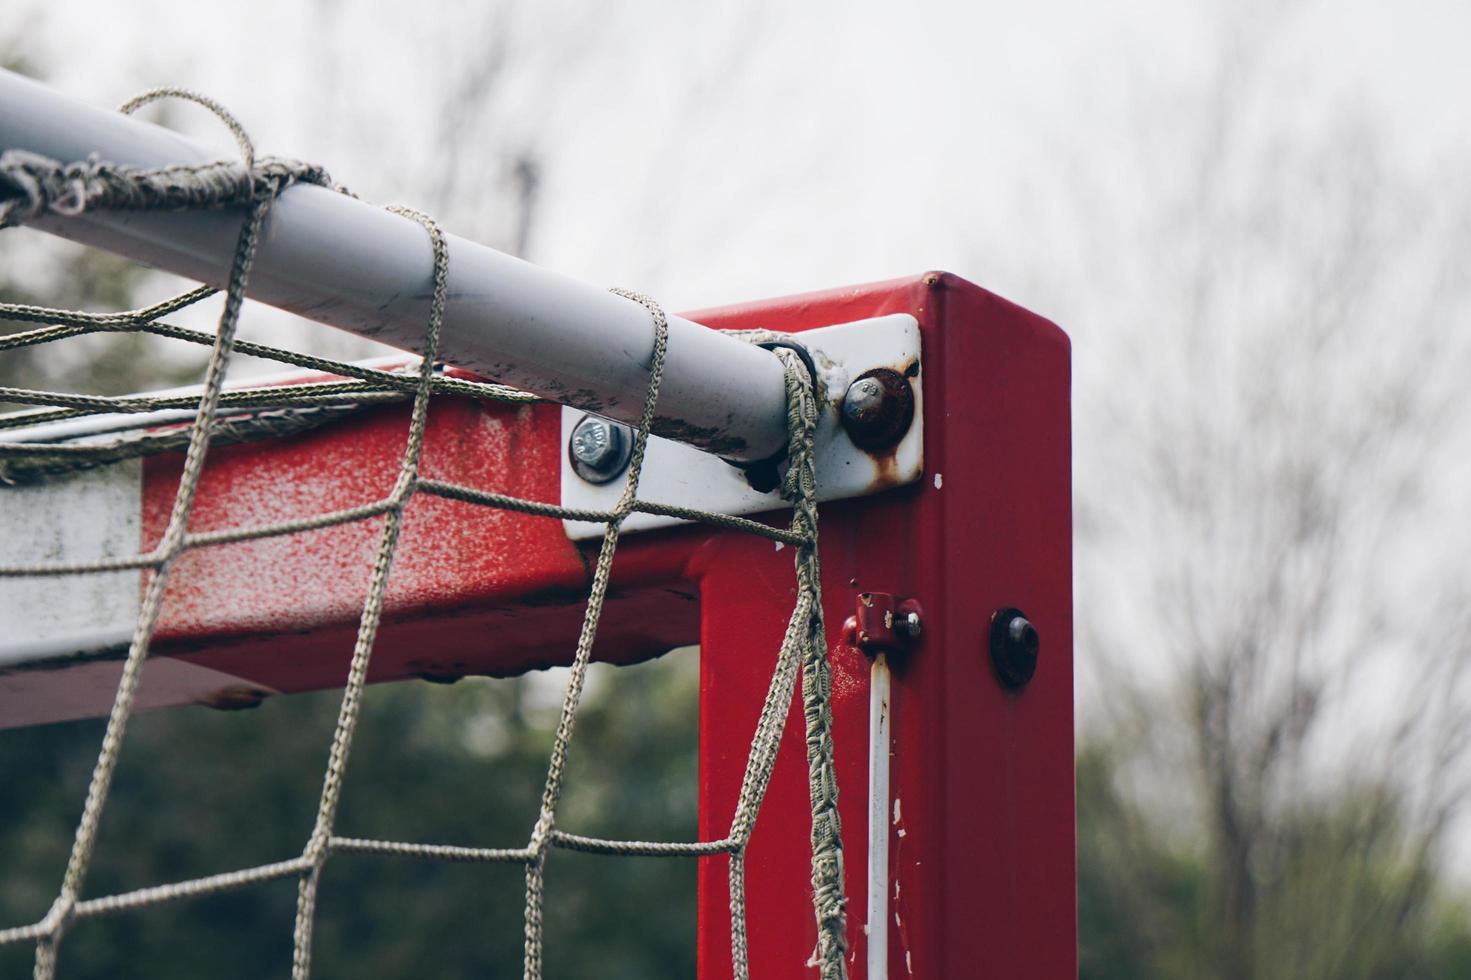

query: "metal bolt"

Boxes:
[894, 609, 922, 642]
[989, 607, 1039, 690]
[569, 414, 633, 484]
[840, 367, 915, 452]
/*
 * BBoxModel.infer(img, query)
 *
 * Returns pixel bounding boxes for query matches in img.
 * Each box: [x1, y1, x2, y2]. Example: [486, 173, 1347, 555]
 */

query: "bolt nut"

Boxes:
[569, 414, 633, 484]
[989, 607, 1039, 690]
[894, 610, 922, 642]
[840, 368, 915, 452]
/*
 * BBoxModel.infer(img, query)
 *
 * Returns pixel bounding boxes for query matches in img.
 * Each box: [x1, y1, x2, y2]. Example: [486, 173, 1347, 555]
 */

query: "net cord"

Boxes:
[0, 88, 849, 980]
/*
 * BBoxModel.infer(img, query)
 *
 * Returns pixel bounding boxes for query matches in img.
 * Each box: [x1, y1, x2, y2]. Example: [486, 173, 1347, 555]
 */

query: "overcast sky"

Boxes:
[11, 0, 1469, 316]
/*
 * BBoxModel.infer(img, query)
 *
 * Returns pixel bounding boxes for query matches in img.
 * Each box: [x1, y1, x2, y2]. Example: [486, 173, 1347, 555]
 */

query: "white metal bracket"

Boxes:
[561, 313, 922, 539]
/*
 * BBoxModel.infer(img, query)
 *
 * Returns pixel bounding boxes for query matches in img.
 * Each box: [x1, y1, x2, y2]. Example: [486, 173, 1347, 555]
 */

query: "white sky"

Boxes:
[13, 0, 1470, 316]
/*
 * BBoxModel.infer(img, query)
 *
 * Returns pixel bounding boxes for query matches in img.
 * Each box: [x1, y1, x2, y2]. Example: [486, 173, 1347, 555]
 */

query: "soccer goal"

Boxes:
[0, 69, 1074, 978]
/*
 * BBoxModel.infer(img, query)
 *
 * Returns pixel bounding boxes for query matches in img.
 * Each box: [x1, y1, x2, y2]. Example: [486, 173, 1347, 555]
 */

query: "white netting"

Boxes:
[0, 89, 847, 978]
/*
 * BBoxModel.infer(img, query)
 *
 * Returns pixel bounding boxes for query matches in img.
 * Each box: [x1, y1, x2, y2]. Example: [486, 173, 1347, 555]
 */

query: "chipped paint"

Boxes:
[0, 461, 141, 666]
[892, 788, 914, 978]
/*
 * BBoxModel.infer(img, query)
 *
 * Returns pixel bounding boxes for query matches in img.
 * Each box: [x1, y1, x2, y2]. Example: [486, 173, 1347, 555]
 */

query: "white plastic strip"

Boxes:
[868, 653, 892, 980]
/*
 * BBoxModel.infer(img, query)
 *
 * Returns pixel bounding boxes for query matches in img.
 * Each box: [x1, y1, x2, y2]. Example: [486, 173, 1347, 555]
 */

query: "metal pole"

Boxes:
[0, 69, 791, 461]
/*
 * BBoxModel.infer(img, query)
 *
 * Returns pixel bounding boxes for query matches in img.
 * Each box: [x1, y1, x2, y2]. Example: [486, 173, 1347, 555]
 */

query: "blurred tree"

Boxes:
[1079, 742, 1471, 980]
[1067, 4, 1471, 978]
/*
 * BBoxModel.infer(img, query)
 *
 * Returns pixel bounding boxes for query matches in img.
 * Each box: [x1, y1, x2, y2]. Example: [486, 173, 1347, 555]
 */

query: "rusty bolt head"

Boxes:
[840, 368, 915, 452]
[989, 607, 1039, 690]
[569, 414, 632, 484]
[845, 376, 886, 416]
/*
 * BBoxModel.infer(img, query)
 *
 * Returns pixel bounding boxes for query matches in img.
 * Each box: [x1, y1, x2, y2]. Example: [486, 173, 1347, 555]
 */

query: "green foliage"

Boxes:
[0, 657, 700, 978]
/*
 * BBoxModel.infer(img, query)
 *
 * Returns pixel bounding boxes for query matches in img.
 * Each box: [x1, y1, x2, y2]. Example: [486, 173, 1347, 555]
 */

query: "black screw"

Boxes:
[989, 607, 1039, 690]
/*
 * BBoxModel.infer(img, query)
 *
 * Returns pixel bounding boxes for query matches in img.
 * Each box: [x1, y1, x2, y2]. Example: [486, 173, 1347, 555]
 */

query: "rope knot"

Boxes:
[0, 149, 71, 228]
[0, 149, 334, 231]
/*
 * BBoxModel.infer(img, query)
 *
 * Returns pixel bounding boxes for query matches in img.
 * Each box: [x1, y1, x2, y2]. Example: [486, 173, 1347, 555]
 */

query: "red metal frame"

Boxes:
[135, 272, 1072, 977]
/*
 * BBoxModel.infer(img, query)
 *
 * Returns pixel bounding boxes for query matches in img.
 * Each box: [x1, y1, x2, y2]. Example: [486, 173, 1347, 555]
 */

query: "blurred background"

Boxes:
[3, 0, 1471, 976]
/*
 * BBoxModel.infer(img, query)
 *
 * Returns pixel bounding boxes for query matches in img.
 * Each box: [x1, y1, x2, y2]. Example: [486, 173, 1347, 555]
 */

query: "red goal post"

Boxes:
[1, 271, 1074, 977]
[0, 62, 1073, 980]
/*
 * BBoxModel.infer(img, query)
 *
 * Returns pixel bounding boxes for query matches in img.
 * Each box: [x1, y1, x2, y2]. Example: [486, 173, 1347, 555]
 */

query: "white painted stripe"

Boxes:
[867, 653, 891, 980]
[0, 460, 143, 666]
[0, 354, 414, 444]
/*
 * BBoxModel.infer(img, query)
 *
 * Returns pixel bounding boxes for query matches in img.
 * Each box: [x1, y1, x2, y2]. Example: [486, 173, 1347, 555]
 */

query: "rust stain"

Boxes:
[843, 353, 920, 491]
[868, 450, 900, 487]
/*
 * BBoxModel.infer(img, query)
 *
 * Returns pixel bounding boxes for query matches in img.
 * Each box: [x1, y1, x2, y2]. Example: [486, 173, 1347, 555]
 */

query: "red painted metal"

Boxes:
[134, 272, 1072, 976]
[688, 273, 1074, 978]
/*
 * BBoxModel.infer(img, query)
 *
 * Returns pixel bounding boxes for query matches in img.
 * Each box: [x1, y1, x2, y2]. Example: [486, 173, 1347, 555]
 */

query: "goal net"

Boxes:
[0, 87, 844, 979]
[0, 70, 1078, 980]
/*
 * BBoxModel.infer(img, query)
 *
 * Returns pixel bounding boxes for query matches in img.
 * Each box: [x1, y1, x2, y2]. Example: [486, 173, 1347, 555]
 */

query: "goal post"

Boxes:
[0, 69, 1075, 979]
[690, 276, 1074, 977]
[2, 273, 1074, 976]
[0, 67, 790, 461]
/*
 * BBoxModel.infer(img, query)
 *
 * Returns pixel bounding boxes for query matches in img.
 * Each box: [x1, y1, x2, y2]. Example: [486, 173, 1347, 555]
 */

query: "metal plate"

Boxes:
[561, 313, 923, 539]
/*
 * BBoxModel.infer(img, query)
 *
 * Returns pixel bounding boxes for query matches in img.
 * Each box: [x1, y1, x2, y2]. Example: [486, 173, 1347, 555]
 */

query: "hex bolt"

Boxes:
[989, 607, 1039, 690]
[840, 367, 915, 451]
[568, 414, 633, 484]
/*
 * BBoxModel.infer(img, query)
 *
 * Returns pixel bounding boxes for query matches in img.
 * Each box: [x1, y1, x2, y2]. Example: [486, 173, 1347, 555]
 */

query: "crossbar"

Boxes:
[0, 69, 791, 461]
